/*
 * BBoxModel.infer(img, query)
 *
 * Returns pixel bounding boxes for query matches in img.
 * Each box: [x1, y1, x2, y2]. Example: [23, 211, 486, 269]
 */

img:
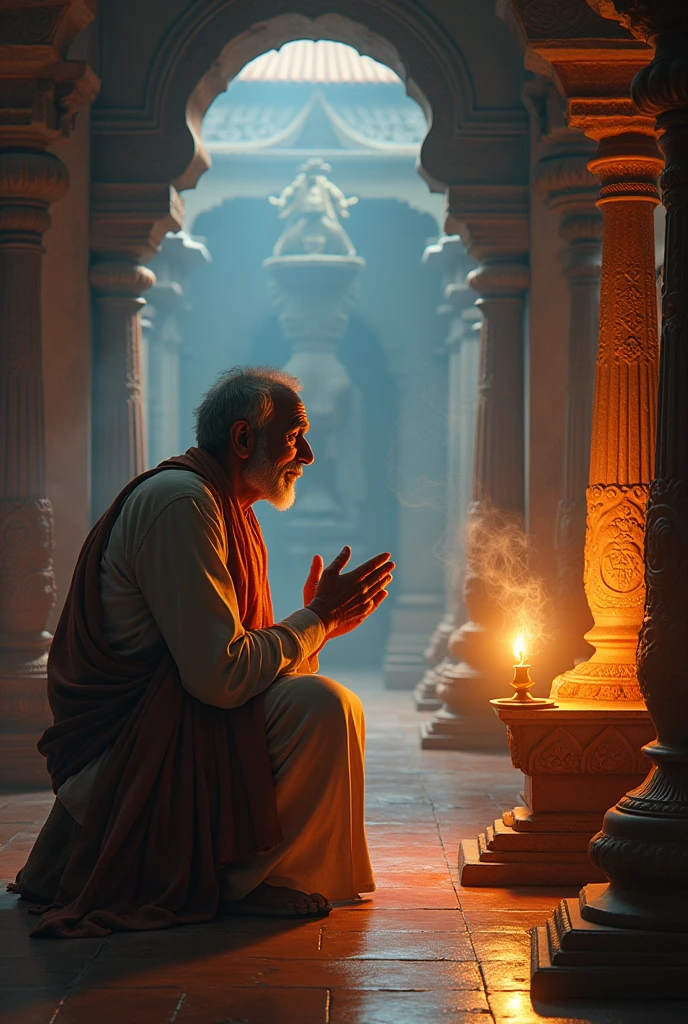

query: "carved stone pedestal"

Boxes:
[458, 702, 655, 884]
[531, 887, 688, 1000]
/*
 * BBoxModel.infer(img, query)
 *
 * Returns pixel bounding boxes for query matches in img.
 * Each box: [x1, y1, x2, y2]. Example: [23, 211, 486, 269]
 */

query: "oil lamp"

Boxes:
[490, 633, 557, 710]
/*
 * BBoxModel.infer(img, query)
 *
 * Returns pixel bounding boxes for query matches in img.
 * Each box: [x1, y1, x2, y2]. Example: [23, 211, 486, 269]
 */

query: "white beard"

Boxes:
[244, 434, 300, 511]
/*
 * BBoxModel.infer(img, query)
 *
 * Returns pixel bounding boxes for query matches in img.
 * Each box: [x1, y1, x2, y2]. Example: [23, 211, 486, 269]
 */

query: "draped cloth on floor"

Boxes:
[30, 448, 282, 938]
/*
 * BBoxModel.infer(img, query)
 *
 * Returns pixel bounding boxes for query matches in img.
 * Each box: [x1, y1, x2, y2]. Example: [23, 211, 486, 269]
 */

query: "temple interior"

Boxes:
[2, 0, 688, 1020]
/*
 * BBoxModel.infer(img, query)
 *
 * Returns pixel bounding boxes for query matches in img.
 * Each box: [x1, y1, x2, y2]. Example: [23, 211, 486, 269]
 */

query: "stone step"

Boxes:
[458, 837, 606, 887]
[487, 817, 593, 852]
[477, 831, 591, 863]
[531, 899, 688, 1000]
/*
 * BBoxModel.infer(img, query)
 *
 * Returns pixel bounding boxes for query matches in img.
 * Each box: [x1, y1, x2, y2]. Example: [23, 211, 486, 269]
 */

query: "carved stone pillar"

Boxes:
[414, 237, 478, 712]
[532, 1, 688, 999]
[458, 120, 658, 887]
[146, 231, 210, 466]
[421, 237, 530, 749]
[90, 184, 183, 518]
[533, 149, 602, 668]
[0, 0, 98, 786]
[551, 130, 662, 702]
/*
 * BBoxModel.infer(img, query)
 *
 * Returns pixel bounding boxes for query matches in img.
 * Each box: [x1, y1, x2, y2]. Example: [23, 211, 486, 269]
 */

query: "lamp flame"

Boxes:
[513, 634, 528, 665]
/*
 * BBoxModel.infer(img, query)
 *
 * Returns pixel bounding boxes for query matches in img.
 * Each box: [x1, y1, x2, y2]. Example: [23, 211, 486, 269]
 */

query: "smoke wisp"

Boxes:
[465, 506, 552, 660]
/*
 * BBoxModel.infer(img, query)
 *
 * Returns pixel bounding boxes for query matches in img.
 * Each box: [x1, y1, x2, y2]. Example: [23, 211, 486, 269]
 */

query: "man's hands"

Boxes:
[304, 546, 394, 639]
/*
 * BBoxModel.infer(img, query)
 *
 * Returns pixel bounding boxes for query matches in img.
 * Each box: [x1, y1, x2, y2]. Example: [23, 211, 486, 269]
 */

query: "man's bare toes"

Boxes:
[308, 892, 331, 909]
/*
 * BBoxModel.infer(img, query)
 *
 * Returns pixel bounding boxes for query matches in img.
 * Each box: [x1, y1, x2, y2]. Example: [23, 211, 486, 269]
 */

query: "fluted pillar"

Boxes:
[90, 184, 183, 518]
[533, 149, 602, 668]
[421, 255, 530, 749]
[414, 236, 478, 712]
[146, 231, 210, 466]
[90, 259, 155, 516]
[551, 131, 662, 701]
[532, 1, 688, 998]
[0, 1, 98, 786]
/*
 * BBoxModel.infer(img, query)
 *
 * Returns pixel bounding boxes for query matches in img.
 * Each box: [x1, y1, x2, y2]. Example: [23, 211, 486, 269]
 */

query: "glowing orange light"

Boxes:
[513, 633, 527, 665]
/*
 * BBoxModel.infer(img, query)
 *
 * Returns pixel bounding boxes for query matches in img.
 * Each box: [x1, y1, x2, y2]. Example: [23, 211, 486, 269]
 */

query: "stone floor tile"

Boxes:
[470, 929, 530, 962]
[79, 955, 484, 991]
[321, 928, 475, 960]
[491, 990, 688, 1024]
[457, 888, 574, 911]
[480, 958, 532, 993]
[58, 987, 184, 1024]
[174, 987, 330, 1023]
[0, 796, 53, 825]
[0, 958, 91, 989]
[462, 909, 553, 933]
[0, 988, 66, 1024]
[0, 824, 24, 847]
[361, 885, 458, 909]
[322, 908, 469, 932]
[330, 989, 492, 1022]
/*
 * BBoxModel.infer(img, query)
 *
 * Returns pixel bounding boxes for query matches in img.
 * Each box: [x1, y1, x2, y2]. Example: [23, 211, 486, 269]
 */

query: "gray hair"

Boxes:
[194, 365, 302, 452]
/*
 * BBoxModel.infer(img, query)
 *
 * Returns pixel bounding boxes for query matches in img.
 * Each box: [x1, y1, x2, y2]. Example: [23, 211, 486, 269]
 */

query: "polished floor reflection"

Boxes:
[1, 672, 686, 1023]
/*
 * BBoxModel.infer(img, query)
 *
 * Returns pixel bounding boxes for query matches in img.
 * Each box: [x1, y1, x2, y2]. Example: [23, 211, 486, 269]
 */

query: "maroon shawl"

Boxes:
[31, 448, 282, 938]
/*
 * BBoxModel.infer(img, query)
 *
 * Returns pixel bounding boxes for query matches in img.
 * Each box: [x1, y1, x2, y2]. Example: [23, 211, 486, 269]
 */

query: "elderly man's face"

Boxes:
[245, 389, 313, 510]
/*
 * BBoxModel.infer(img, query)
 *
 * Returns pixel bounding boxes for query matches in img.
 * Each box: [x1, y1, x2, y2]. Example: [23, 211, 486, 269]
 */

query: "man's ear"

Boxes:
[229, 420, 253, 461]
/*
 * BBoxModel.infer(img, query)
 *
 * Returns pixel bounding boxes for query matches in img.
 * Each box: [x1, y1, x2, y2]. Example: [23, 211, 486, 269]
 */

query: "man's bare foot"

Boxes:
[221, 882, 332, 919]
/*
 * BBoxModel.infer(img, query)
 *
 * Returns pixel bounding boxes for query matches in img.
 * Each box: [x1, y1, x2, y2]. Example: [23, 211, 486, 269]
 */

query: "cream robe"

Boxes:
[57, 469, 375, 903]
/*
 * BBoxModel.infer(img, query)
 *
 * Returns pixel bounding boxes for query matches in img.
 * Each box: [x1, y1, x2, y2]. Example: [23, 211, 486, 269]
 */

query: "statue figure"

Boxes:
[269, 158, 358, 257]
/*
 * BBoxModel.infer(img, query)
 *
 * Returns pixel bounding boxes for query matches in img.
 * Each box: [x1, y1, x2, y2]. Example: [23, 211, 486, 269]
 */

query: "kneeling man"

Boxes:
[15, 366, 393, 937]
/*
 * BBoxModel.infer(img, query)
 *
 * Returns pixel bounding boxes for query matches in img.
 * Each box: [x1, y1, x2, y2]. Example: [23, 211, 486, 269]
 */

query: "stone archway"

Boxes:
[88, 0, 530, 507]
[94, 2, 479, 196]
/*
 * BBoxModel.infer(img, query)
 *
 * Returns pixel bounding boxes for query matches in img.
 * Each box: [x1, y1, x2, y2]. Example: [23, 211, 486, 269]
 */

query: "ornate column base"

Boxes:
[383, 594, 443, 691]
[420, 661, 508, 750]
[530, 886, 688, 1000]
[413, 614, 455, 710]
[413, 659, 446, 711]
[0, 633, 53, 788]
[0, 494, 56, 788]
[457, 702, 654, 885]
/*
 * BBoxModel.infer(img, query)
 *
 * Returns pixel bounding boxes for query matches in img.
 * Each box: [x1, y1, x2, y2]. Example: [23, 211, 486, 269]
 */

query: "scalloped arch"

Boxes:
[136, 1, 475, 192]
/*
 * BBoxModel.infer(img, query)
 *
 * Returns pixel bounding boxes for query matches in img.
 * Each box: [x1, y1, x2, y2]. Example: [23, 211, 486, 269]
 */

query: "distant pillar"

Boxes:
[146, 231, 210, 465]
[382, 356, 446, 690]
[414, 237, 479, 711]
[0, 2, 98, 787]
[532, 144, 602, 669]
[421, 242, 530, 748]
[90, 184, 183, 517]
